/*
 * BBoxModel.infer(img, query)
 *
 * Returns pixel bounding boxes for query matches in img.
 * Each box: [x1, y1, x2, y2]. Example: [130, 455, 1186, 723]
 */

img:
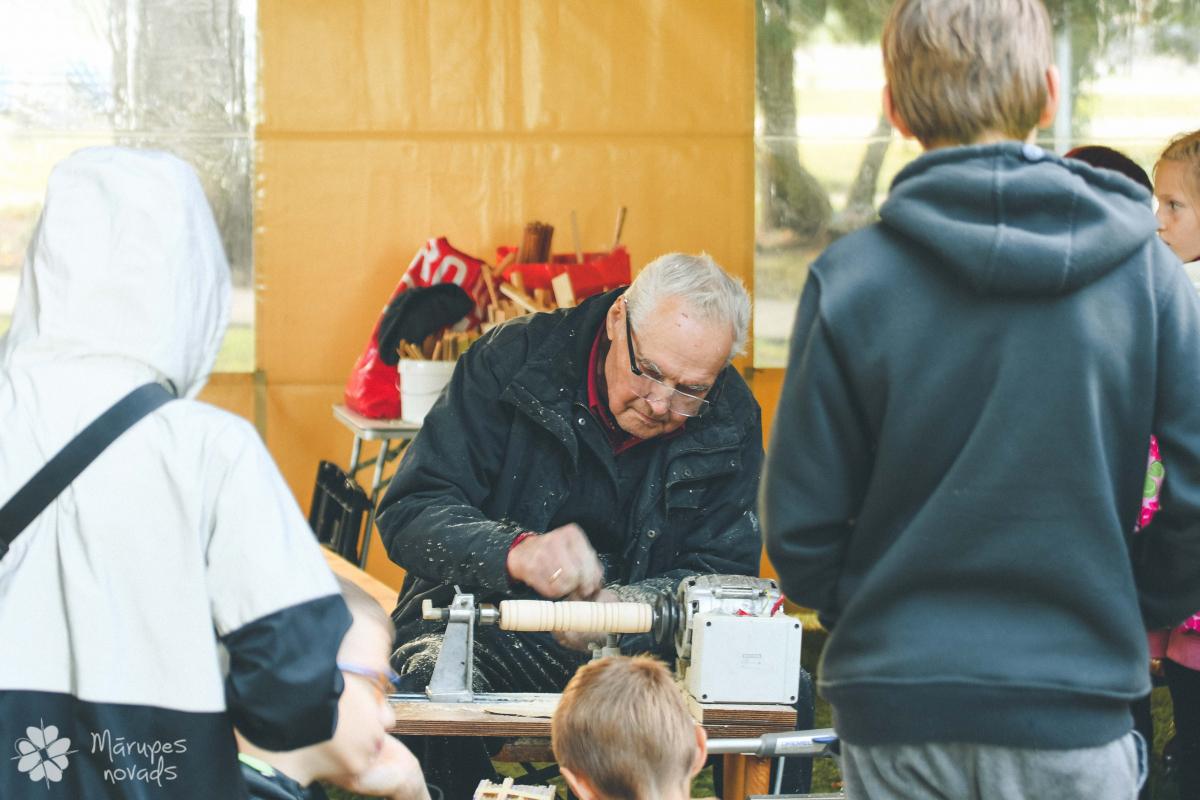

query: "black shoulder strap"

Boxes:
[0, 382, 176, 558]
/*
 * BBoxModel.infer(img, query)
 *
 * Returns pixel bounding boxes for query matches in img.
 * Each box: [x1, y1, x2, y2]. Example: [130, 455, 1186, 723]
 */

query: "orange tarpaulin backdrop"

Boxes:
[198, 1, 790, 592]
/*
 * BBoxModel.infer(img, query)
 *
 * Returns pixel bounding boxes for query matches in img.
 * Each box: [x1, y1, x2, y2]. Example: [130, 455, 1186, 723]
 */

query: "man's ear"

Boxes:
[1037, 65, 1062, 130]
[560, 766, 599, 800]
[605, 298, 622, 342]
[690, 724, 709, 778]
[882, 85, 914, 139]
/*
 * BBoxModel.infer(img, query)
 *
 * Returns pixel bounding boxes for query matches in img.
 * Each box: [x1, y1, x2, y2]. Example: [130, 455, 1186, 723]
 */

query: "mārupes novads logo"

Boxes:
[12, 721, 76, 787]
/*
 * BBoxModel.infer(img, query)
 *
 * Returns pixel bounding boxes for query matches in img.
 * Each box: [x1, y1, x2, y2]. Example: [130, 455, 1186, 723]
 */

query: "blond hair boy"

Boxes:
[763, 0, 1200, 798]
[880, 0, 1058, 147]
[237, 577, 431, 800]
[552, 657, 706, 800]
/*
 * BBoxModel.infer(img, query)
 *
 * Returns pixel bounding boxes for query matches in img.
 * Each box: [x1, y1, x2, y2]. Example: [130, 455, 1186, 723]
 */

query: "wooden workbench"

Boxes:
[321, 546, 399, 611]
[390, 695, 795, 799]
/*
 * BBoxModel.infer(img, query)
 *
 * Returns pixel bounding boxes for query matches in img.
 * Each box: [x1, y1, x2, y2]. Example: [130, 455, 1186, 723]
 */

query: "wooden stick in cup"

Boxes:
[500, 283, 548, 314]
[480, 263, 500, 308]
[611, 206, 627, 251]
[570, 210, 583, 264]
[494, 250, 517, 276]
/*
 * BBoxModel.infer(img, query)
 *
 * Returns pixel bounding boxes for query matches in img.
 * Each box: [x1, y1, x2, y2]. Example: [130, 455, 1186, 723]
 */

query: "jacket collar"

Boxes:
[500, 288, 752, 463]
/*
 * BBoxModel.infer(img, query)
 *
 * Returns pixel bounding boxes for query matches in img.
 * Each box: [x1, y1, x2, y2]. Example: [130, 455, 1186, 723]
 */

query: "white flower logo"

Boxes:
[12, 721, 76, 787]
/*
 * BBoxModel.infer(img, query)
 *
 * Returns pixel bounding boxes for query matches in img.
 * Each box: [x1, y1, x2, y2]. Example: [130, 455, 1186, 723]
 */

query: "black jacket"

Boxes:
[378, 289, 763, 654]
[240, 760, 328, 800]
[762, 142, 1200, 750]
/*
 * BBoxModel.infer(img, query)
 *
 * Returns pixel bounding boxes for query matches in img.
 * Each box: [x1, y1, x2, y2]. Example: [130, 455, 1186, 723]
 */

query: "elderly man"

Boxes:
[377, 253, 802, 792]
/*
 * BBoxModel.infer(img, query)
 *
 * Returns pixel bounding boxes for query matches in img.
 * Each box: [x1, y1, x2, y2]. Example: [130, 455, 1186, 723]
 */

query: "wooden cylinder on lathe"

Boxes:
[498, 600, 653, 633]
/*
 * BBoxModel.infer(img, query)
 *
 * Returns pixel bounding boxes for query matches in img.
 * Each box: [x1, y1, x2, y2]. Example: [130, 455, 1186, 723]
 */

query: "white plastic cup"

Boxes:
[397, 359, 457, 424]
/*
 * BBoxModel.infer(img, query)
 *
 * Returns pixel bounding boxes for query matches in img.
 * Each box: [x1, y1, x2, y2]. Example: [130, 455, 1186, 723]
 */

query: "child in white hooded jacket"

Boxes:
[0, 147, 351, 798]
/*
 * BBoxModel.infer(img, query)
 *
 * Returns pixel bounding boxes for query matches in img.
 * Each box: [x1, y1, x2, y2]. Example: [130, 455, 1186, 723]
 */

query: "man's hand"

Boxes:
[340, 736, 431, 800]
[553, 588, 619, 651]
[507, 524, 604, 599]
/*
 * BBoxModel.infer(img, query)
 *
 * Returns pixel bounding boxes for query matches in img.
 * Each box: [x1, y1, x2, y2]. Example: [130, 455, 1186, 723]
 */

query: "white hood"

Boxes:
[0, 146, 231, 399]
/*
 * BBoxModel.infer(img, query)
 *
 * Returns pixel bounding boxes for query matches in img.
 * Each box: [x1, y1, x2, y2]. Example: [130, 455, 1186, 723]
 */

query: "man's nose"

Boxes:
[1155, 207, 1168, 232]
[645, 394, 670, 417]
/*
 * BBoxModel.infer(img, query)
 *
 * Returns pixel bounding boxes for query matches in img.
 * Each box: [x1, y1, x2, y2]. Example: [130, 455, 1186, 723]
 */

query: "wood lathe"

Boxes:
[416, 575, 804, 707]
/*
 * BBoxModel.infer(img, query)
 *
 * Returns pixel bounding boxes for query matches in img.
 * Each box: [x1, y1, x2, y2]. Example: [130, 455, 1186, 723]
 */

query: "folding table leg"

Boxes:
[359, 439, 390, 569]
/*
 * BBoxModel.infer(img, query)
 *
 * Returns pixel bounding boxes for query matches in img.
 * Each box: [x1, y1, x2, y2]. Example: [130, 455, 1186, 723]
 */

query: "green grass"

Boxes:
[793, 89, 883, 118]
[0, 316, 253, 373]
[1085, 92, 1200, 120]
[213, 324, 254, 373]
[789, 85, 1200, 132]
[798, 624, 841, 795]
[754, 250, 815, 303]
[1149, 685, 1178, 800]
[754, 337, 791, 369]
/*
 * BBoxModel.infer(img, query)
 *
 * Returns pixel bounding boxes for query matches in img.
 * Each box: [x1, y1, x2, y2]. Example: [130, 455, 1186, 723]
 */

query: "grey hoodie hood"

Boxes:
[879, 141, 1160, 297]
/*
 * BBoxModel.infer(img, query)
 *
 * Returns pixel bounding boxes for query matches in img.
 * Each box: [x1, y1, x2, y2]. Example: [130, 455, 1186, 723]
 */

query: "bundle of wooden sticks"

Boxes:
[478, 251, 560, 326]
[402, 208, 629, 357]
[515, 221, 554, 264]
[399, 329, 480, 362]
[484, 207, 627, 322]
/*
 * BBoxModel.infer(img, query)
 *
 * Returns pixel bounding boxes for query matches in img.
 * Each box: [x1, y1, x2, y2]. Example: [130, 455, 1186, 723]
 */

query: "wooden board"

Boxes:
[391, 693, 796, 738]
[551, 272, 576, 308]
[391, 700, 556, 737]
[699, 723, 799, 739]
[686, 694, 797, 729]
[322, 547, 399, 612]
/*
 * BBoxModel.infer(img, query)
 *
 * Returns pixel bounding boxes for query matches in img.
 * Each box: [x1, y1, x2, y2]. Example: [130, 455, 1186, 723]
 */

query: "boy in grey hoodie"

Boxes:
[761, 0, 1200, 797]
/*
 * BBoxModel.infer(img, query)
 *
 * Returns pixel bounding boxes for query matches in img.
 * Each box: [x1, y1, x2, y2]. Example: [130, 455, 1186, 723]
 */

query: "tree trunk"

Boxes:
[757, 0, 831, 246]
[830, 113, 893, 239]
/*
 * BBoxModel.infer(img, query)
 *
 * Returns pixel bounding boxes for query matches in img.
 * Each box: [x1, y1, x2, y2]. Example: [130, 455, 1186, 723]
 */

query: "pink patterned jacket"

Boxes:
[1143, 437, 1200, 669]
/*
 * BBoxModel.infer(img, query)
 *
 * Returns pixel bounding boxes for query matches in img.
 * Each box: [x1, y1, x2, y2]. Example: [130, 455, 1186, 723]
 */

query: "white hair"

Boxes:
[625, 253, 751, 362]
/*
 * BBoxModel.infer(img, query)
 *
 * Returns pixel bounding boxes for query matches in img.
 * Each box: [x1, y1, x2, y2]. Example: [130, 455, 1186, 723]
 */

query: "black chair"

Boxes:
[309, 460, 373, 563]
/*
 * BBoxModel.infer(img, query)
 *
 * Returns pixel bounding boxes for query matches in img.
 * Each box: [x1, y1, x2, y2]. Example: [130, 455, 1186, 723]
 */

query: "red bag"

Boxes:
[495, 246, 632, 301]
[344, 238, 489, 418]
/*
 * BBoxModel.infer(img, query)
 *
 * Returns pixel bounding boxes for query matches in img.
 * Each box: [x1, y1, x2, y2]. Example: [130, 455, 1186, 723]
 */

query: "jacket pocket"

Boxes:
[667, 484, 706, 509]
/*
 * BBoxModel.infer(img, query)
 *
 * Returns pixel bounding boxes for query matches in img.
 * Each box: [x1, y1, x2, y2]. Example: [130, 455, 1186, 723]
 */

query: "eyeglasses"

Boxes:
[338, 661, 400, 706]
[622, 297, 711, 418]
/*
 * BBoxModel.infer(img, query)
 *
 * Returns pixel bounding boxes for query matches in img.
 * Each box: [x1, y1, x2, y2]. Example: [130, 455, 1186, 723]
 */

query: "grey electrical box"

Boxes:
[686, 613, 803, 705]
